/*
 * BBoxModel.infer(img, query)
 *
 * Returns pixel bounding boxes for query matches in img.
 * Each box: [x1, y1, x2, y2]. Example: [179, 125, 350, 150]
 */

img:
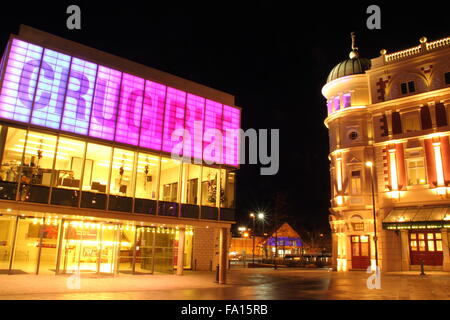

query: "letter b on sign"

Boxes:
[67, 5, 81, 30]
[366, 5, 381, 30]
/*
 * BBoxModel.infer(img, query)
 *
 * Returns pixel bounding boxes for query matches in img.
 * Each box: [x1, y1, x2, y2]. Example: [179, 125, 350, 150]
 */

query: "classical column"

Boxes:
[441, 229, 450, 272]
[176, 228, 185, 275]
[219, 227, 228, 284]
[400, 230, 410, 271]
[331, 233, 338, 271]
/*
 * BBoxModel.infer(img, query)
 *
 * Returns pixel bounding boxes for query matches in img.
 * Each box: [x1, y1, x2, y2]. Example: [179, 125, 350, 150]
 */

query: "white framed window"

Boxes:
[406, 158, 427, 185]
[402, 111, 421, 133]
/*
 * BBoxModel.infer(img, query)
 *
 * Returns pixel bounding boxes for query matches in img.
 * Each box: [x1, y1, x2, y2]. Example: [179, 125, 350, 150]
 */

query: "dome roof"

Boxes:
[326, 55, 371, 83]
[326, 32, 371, 83]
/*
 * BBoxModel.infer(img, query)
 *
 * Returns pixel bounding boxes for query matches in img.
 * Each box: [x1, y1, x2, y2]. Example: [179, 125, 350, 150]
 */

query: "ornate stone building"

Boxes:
[323, 33, 450, 272]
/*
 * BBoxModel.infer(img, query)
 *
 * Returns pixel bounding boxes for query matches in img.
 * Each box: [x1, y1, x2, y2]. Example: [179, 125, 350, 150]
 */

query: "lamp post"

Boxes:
[258, 212, 265, 260]
[366, 161, 379, 269]
[250, 212, 256, 267]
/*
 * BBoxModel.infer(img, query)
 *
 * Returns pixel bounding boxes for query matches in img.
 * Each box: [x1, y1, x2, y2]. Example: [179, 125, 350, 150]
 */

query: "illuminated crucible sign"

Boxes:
[0, 39, 240, 166]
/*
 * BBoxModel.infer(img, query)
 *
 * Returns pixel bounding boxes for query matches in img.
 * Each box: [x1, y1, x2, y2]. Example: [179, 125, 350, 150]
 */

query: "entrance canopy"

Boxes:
[383, 206, 450, 230]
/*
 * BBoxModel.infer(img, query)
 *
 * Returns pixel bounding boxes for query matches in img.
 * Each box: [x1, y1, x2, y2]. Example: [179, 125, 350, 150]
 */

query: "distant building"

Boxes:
[263, 222, 304, 258]
[323, 33, 450, 272]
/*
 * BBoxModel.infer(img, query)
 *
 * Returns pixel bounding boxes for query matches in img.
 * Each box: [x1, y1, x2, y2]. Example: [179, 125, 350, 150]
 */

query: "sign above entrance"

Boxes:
[0, 38, 240, 166]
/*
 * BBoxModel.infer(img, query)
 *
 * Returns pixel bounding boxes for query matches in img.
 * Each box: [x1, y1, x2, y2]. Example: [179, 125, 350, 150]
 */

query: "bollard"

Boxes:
[215, 264, 219, 283]
[420, 260, 426, 276]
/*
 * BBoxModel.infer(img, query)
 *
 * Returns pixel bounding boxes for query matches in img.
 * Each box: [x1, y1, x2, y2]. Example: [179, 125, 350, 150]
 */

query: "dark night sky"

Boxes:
[1, 1, 448, 234]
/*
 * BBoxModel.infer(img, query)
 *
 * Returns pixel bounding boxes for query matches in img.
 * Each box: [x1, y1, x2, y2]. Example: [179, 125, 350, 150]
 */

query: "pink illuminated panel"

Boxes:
[30, 48, 71, 129]
[203, 99, 223, 163]
[222, 105, 240, 166]
[0, 38, 241, 166]
[61, 58, 97, 135]
[114, 73, 145, 146]
[89, 66, 122, 141]
[0, 39, 43, 122]
[162, 87, 186, 153]
[184, 94, 205, 160]
[139, 80, 166, 150]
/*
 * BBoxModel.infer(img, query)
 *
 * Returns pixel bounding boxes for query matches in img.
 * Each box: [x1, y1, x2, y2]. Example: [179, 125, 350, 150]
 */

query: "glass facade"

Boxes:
[0, 213, 194, 275]
[0, 125, 236, 218]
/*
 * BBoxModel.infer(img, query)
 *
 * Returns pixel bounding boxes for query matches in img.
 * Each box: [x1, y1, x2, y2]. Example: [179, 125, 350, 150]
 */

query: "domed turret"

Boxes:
[326, 32, 371, 83]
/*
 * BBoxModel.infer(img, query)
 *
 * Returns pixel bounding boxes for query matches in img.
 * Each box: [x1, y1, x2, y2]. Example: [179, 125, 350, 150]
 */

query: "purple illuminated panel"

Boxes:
[30, 48, 71, 129]
[162, 87, 186, 153]
[0, 39, 43, 123]
[61, 58, 97, 135]
[115, 73, 144, 146]
[203, 99, 223, 163]
[222, 105, 240, 166]
[183, 94, 205, 160]
[89, 66, 122, 141]
[0, 38, 241, 166]
[139, 80, 166, 151]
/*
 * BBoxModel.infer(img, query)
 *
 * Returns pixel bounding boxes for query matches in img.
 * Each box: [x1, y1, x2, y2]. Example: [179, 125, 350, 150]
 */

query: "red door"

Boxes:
[409, 230, 443, 266]
[351, 235, 371, 270]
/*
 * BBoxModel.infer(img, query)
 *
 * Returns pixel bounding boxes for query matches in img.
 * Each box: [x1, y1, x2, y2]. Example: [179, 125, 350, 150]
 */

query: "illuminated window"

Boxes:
[410, 241, 417, 251]
[201, 166, 221, 207]
[343, 94, 351, 108]
[109, 148, 136, 197]
[334, 96, 340, 111]
[181, 163, 201, 205]
[221, 170, 236, 209]
[82, 143, 112, 193]
[407, 158, 427, 185]
[21, 131, 57, 186]
[402, 112, 421, 132]
[135, 152, 160, 200]
[350, 170, 361, 195]
[54, 136, 85, 189]
[159, 156, 181, 202]
[0, 127, 27, 183]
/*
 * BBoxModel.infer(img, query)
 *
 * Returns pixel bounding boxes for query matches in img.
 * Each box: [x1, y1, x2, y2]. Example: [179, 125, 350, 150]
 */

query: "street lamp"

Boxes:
[366, 161, 379, 269]
[250, 212, 256, 267]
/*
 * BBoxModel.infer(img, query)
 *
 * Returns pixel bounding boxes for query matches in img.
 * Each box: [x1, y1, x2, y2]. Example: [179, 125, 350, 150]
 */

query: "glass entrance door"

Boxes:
[58, 221, 118, 274]
[0, 215, 17, 273]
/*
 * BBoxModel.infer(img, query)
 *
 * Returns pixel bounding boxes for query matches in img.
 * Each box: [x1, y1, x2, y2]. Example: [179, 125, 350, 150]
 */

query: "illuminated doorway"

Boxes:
[351, 235, 370, 270]
[57, 220, 119, 274]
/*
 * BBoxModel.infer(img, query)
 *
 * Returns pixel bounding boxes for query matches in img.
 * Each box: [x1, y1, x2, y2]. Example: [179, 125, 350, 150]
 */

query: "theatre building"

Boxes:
[324, 33, 450, 271]
[0, 26, 239, 281]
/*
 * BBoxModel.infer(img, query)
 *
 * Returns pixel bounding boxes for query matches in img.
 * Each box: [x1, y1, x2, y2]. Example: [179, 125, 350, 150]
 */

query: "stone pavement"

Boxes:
[0, 267, 449, 300]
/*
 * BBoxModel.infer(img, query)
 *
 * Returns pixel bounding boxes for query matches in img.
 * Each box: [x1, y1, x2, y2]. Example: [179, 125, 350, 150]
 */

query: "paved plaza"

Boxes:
[0, 267, 449, 300]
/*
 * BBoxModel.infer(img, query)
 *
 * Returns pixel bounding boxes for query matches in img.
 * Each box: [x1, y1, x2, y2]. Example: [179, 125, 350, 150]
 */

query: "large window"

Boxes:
[402, 112, 421, 133]
[201, 166, 221, 207]
[135, 153, 160, 200]
[54, 137, 86, 188]
[181, 163, 201, 205]
[82, 143, 112, 193]
[222, 170, 236, 208]
[407, 158, 427, 185]
[110, 148, 136, 197]
[350, 170, 361, 195]
[159, 157, 181, 202]
[0, 127, 26, 183]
